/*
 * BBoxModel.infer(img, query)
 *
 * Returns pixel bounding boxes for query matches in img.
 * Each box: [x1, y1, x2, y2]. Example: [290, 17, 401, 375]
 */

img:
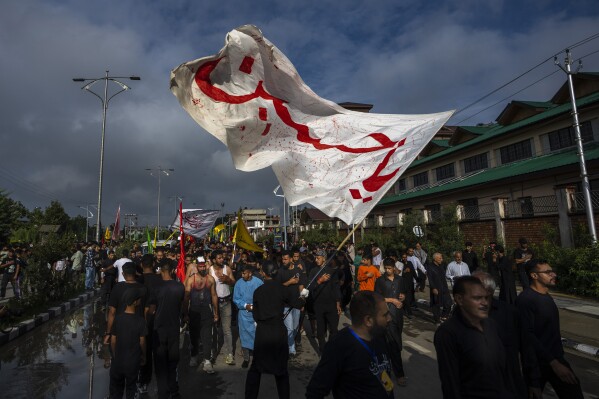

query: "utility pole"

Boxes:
[556, 49, 597, 243]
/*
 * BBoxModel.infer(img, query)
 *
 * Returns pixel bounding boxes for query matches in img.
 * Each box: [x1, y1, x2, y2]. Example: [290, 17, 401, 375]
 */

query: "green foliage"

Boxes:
[0, 189, 28, 243]
[300, 225, 340, 246]
[20, 233, 83, 309]
[424, 205, 464, 260]
[43, 200, 70, 226]
[535, 224, 599, 297]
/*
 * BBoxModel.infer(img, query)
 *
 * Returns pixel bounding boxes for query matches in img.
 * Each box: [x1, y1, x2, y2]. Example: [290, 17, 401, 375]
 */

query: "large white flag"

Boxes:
[171, 25, 453, 225]
[171, 209, 220, 238]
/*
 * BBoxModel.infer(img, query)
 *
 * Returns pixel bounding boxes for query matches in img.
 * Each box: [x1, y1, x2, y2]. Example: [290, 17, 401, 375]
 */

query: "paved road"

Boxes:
[1, 298, 598, 398]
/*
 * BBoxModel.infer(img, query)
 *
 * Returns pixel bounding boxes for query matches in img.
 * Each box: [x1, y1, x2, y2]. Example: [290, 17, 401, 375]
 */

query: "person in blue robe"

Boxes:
[233, 264, 263, 368]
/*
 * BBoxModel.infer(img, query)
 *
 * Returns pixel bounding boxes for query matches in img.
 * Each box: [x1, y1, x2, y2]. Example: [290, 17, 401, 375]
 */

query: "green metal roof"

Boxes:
[410, 90, 599, 168]
[431, 139, 450, 147]
[380, 144, 599, 205]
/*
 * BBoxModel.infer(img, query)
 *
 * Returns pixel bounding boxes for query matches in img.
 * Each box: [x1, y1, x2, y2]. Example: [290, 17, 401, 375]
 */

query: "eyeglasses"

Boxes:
[535, 270, 556, 275]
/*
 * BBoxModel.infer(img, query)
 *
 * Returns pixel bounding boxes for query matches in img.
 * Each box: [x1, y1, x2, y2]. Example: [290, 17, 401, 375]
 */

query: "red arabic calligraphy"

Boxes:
[194, 56, 406, 201]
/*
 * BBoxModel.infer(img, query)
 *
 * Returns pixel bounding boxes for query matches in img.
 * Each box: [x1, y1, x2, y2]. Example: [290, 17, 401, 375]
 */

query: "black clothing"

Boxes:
[308, 266, 342, 353]
[400, 261, 417, 316]
[489, 299, 527, 398]
[306, 327, 394, 399]
[110, 313, 148, 373]
[251, 279, 303, 373]
[434, 310, 517, 399]
[275, 264, 307, 308]
[108, 282, 147, 317]
[484, 249, 500, 284]
[426, 264, 452, 322]
[139, 272, 162, 386]
[246, 279, 304, 399]
[151, 280, 185, 335]
[374, 274, 405, 377]
[497, 256, 517, 305]
[515, 288, 583, 398]
[109, 313, 147, 399]
[513, 247, 534, 289]
[150, 280, 184, 399]
[462, 250, 479, 273]
[189, 306, 213, 361]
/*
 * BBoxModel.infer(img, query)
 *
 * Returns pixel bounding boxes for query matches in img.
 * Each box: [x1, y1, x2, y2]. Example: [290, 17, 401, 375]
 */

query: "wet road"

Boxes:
[1, 297, 598, 398]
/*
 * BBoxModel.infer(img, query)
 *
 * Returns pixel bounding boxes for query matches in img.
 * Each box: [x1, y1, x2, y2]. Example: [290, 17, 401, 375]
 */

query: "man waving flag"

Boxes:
[171, 25, 453, 225]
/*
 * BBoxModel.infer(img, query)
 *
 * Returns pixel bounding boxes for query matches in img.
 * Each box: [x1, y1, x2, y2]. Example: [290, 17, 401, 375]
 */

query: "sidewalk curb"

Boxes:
[416, 299, 599, 357]
[0, 289, 98, 347]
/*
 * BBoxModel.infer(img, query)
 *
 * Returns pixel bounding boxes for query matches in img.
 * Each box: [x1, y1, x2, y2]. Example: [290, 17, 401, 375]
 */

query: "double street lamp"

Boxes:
[73, 71, 140, 242]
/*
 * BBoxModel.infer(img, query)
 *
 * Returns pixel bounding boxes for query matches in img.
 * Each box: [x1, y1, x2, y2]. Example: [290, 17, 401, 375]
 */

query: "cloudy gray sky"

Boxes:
[1, 0, 599, 228]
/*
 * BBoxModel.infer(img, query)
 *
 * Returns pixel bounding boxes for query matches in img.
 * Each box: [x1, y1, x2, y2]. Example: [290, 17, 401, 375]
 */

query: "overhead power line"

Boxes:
[452, 31, 599, 118]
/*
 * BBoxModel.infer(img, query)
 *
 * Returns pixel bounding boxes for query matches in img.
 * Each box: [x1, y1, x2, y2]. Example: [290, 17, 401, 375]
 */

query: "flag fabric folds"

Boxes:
[213, 223, 226, 242]
[170, 25, 454, 225]
[111, 205, 121, 242]
[233, 212, 263, 253]
[171, 209, 220, 238]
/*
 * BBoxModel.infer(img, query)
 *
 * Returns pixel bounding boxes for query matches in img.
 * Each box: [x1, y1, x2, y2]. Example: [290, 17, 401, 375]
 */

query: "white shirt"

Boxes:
[407, 255, 427, 275]
[372, 247, 382, 266]
[395, 261, 404, 273]
[113, 257, 132, 282]
[446, 261, 470, 281]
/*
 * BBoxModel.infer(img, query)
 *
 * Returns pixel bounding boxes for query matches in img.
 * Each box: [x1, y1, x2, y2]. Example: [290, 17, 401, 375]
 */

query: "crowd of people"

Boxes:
[1, 235, 585, 399]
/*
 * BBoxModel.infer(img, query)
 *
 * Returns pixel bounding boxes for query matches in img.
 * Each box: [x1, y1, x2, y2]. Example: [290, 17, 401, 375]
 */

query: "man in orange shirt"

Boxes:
[357, 253, 381, 291]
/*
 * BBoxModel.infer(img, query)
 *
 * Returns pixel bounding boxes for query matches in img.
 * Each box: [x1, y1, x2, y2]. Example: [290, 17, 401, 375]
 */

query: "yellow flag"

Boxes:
[233, 212, 263, 252]
[213, 224, 226, 242]
[104, 227, 111, 241]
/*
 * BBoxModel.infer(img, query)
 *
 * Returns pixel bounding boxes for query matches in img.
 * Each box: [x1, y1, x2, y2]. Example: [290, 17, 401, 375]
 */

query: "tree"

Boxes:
[0, 189, 28, 243]
[43, 200, 70, 226]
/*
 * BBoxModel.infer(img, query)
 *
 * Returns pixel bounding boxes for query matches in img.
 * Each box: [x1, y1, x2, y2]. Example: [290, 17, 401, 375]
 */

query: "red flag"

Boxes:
[176, 202, 186, 282]
[111, 205, 121, 242]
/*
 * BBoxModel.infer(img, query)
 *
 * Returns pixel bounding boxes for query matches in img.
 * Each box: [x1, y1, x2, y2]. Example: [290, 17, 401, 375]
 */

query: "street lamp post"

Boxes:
[146, 166, 174, 239]
[78, 204, 95, 242]
[73, 71, 140, 242]
[273, 185, 287, 250]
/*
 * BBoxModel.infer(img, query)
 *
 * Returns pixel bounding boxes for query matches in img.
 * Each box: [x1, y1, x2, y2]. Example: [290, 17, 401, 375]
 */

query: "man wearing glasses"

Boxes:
[516, 260, 583, 399]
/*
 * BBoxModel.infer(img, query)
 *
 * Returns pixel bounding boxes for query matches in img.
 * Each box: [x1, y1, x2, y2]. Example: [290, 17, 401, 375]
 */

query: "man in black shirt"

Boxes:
[109, 287, 147, 399]
[149, 261, 185, 399]
[374, 258, 406, 387]
[245, 261, 306, 399]
[516, 260, 583, 399]
[276, 250, 306, 356]
[462, 241, 479, 274]
[104, 262, 147, 346]
[427, 253, 452, 324]
[308, 250, 342, 355]
[306, 290, 394, 398]
[434, 276, 518, 399]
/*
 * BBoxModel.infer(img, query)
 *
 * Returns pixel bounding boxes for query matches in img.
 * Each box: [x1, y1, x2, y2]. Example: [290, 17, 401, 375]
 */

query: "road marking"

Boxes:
[404, 340, 431, 354]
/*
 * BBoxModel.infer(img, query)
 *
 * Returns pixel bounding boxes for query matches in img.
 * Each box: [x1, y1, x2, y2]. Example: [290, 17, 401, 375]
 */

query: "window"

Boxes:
[548, 121, 594, 151]
[426, 204, 441, 223]
[460, 198, 480, 220]
[463, 153, 489, 173]
[435, 163, 455, 182]
[413, 171, 429, 187]
[397, 178, 406, 192]
[499, 139, 533, 164]
[520, 196, 534, 217]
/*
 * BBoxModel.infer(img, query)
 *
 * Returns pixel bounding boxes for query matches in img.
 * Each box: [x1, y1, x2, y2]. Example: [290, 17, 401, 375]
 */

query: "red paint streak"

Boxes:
[261, 123, 271, 136]
[194, 57, 407, 195]
[363, 197, 373, 203]
[239, 125, 246, 131]
[350, 189, 362, 200]
[259, 107, 267, 121]
[239, 56, 254, 74]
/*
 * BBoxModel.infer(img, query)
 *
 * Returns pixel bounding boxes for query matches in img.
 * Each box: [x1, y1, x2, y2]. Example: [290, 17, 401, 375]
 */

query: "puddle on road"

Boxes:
[0, 300, 110, 399]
